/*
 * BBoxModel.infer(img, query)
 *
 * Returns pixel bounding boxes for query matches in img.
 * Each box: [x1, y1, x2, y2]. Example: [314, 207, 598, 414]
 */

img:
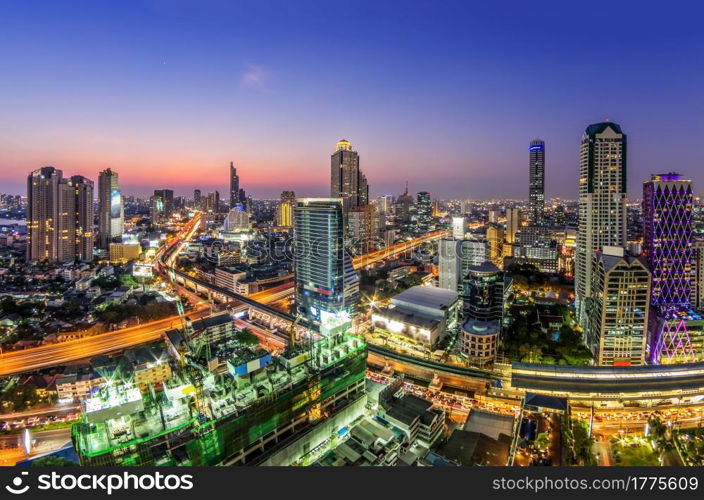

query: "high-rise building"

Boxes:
[394, 182, 415, 226]
[576, 122, 627, 325]
[463, 262, 504, 323]
[375, 195, 393, 215]
[643, 173, 695, 364]
[346, 204, 376, 254]
[693, 241, 704, 311]
[277, 191, 296, 227]
[27, 166, 62, 262]
[151, 189, 174, 225]
[193, 189, 202, 210]
[432, 198, 440, 217]
[98, 168, 123, 249]
[588, 246, 650, 366]
[486, 225, 504, 265]
[459, 262, 503, 367]
[27, 167, 93, 262]
[642, 173, 693, 309]
[529, 139, 545, 226]
[204, 191, 219, 214]
[70, 175, 94, 261]
[294, 199, 359, 326]
[229, 162, 239, 208]
[505, 207, 520, 245]
[451, 216, 465, 240]
[416, 191, 432, 234]
[438, 238, 488, 294]
[330, 139, 368, 212]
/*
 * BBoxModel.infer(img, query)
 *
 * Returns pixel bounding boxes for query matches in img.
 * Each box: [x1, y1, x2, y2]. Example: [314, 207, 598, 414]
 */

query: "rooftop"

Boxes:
[391, 285, 458, 310]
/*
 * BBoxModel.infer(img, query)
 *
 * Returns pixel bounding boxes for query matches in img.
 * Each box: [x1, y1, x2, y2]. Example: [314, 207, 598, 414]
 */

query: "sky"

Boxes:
[1, 0, 703, 200]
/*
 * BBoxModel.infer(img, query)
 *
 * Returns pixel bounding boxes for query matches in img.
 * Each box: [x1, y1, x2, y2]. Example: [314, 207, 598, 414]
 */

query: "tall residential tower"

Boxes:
[98, 168, 123, 249]
[330, 139, 368, 212]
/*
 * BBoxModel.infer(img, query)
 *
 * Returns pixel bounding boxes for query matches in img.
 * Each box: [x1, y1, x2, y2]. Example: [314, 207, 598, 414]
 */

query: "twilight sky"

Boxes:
[1, 0, 703, 200]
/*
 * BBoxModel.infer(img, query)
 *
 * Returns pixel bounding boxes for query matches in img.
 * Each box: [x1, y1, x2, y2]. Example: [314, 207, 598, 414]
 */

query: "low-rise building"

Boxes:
[372, 286, 459, 348]
[109, 242, 141, 263]
[459, 318, 500, 367]
[56, 373, 105, 401]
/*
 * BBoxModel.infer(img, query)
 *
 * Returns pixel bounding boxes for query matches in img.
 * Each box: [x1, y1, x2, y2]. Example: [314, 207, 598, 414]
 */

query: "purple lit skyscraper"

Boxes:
[643, 173, 695, 363]
[643, 173, 693, 308]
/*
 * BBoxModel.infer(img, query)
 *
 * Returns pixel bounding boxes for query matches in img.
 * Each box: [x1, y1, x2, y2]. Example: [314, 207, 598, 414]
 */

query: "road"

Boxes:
[0, 308, 212, 377]
[351, 229, 448, 268]
[0, 428, 72, 467]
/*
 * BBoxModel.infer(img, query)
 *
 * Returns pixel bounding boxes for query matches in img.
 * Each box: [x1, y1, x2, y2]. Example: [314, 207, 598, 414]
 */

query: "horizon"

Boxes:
[2, 1, 704, 199]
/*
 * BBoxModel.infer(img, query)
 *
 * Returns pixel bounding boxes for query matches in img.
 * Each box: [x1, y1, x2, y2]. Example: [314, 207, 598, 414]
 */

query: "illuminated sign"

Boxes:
[133, 264, 154, 278]
[110, 188, 122, 218]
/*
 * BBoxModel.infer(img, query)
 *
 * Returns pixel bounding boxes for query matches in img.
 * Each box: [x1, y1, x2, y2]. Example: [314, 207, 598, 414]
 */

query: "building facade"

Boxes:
[330, 139, 368, 212]
[229, 161, 239, 209]
[415, 191, 432, 234]
[528, 139, 545, 226]
[98, 168, 123, 249]
[294, 198, 359, 325]
[27, 167, 94, 263]
[588, 247, 650, 366]
[642, 173, 693, 309]
[576, 122, 627, 326]
[277, 190, 296, 227]
[151, 189, 174, 225]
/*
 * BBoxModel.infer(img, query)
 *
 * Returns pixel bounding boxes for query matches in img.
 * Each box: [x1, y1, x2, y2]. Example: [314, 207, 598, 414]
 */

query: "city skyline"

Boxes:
[2, 1, 704, 199]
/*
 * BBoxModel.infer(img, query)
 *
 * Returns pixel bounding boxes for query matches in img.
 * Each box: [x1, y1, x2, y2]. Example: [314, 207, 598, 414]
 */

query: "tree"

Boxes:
[31, 456, 77, 467]
[535, 432, 550, 452]
[571, 420, 595, 466]
[235, 328, 259, 347]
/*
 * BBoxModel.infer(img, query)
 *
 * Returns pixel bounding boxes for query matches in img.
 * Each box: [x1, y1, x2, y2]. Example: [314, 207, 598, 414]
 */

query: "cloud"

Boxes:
[240, 65, 265, 89]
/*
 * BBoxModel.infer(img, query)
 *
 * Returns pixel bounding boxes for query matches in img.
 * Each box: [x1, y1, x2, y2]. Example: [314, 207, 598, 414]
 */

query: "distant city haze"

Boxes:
[1, 1, 703, 199]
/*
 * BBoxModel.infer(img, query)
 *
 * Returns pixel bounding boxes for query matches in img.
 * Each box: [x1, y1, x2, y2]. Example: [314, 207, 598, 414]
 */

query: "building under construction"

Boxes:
[71, 320, 367, 466]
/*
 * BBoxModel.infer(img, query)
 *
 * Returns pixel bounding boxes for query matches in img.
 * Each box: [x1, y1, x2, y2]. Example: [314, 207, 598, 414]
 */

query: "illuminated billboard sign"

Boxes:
[133, 264, 154, 278]
[110, 188, 121, 218]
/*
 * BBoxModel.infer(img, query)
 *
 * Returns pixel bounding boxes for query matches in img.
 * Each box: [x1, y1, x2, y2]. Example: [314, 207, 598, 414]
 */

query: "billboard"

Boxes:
[110, 188, 121, 218]
[133, 263, 154, 278]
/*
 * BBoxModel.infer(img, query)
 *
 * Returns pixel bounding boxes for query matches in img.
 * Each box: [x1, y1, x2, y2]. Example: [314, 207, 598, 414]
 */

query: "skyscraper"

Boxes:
[415, 191, 432, 234]
[588, 246, 650, 366]
[346, 204, 376, 254]
[98, 168, 123, 249]
[193, 189, 202, 210]
[27, 166, 62, 262]
[642, 173, 693, 309]
[229, 162, 239, 208]
[27, 167, 93, 263]
[643, 173, 695, 364]
[204, 191, 220, 214]
[151, 189, 174, 225]
[452, 216, 465, 240]
[575, 122, 627, 325]
[277, 191, 296, 227]
[330, 139, 368, 212]
[70, 175, 94, 261]
[294, 199, 359, 326]
[505, 207, 520, 245]
[528, 139, 545, 226]
[693, 241, 704, 311]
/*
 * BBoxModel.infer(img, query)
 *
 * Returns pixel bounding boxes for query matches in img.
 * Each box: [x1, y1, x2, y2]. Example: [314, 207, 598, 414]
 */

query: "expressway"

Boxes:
[0, 309, 210, 377]
[351, 229, 449, 269]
